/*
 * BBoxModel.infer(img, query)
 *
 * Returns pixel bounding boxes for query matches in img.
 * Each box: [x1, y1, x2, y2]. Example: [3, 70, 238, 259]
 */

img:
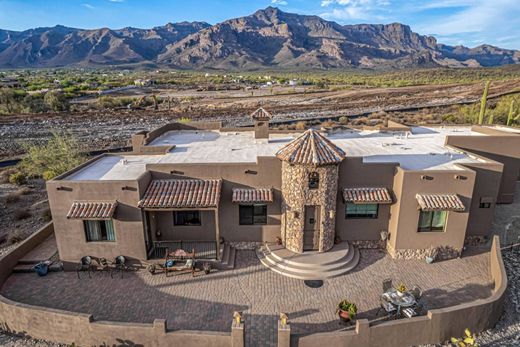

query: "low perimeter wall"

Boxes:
[293, 235, 507, 347]
[0, 223, 244, 347]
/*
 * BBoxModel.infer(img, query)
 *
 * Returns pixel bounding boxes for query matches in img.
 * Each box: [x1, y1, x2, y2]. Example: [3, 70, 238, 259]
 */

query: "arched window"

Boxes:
[308, 172, 319, 189]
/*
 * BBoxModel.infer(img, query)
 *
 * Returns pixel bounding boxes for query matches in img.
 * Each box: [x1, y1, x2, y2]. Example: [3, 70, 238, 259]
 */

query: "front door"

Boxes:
[303, 205, 320, 251]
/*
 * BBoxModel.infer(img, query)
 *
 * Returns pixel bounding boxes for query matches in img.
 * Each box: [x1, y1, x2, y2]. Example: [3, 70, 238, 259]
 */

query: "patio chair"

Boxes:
[376, 293, 397, 319]
[410, 285, 422, 301]
[76, 256, 94, 279]
[164, 248, 196, 277]
[382, 278, 393, 293]
[402, 307, 417, 318]
[92, 257, 112, 277]
[113, 255, 128, 278]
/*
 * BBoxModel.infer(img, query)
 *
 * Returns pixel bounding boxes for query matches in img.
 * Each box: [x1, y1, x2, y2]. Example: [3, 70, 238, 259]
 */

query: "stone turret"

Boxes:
[251, 107, 271, 141]
[276, 129, 346, 253]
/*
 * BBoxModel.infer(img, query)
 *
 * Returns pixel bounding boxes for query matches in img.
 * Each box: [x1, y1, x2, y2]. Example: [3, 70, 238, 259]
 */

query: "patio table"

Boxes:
[383, 288, 416, 317]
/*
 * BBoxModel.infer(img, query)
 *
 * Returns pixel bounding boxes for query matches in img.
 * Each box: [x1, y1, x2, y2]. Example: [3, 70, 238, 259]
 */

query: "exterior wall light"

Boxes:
[329, 210, 335, 219]
[380, 230, 388, 241]
[280, 313, 288, 327]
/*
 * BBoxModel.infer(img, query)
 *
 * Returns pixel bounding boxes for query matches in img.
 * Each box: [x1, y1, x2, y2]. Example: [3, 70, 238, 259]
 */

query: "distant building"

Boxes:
[0, 78, 21, 88]
[134, 79, 155, 87]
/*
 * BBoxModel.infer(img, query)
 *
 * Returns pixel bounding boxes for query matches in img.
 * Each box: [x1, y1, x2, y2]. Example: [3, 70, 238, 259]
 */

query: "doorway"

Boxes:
[303, 205, 320, 251]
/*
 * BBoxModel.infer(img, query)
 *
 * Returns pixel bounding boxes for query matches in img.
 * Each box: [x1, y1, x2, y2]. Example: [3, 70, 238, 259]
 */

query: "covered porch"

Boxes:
[138, 179, 223, 260]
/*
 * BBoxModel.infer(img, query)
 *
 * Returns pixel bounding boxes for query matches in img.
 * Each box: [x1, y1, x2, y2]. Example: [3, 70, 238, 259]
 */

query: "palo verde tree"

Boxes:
[478, 80, 490, 125]
[20, 132, 85, 180]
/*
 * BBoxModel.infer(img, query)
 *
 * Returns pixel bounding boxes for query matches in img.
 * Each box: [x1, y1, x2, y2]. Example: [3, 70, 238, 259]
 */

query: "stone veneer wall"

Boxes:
[280, 162, 339, 253]
[386, 243, 461, 261]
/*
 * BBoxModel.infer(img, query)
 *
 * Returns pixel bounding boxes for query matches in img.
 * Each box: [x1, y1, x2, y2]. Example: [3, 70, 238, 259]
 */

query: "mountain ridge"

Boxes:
[0, 6, 518, 69]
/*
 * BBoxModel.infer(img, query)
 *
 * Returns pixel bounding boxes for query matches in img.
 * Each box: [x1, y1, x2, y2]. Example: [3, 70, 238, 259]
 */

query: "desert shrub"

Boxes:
[20, 133, 85, 180]
[44, 90, 69, 112]
[320, 120, 336, 128]
[338, 116, 349, 125]
[5, 191, 21, 203]
[42, 208, 52, 222]
[9, 172, 27, 185]
[14, 208, 31, 220]
[0, 168, 17, 184]
[18, 186, 32, 195]
[295, 121, 307, 130]
[178, 117, 191, 123]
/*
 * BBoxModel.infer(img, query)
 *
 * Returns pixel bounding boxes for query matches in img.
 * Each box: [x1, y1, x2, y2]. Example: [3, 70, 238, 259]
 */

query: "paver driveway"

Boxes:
[1, 248, 493, 347]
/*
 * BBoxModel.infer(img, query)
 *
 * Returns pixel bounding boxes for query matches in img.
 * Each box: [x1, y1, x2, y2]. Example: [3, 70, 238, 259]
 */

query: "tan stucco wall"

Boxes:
[46, 171, 152, 265]
[388, 167, 476, 256]
[336, 158, 396, 241]
[447, 133, 520, 204]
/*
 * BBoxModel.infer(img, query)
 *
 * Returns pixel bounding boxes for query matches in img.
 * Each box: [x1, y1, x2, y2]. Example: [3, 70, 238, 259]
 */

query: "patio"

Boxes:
[1, 247, 493, 347]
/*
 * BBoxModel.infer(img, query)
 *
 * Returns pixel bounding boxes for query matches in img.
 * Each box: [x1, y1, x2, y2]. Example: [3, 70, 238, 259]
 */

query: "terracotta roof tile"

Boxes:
[343, 187, 393, 204]
[138, 179, 222, 209]
[276, 129, 345, 165]
[416, 194, 465, 212]
[67, 201, 117, 219]
[232, 188, 273, 203]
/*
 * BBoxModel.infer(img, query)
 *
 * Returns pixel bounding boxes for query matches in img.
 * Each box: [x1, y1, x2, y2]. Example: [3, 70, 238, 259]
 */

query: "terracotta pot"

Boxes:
[338, 309, 351, 322]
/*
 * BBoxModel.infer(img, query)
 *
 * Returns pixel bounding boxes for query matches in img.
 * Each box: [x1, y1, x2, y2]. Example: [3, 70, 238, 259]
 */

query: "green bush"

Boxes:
[8, 172, 27, 185]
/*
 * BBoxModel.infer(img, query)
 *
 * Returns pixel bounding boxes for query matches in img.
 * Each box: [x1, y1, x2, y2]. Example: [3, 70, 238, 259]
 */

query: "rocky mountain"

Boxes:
[0, 7, 518, 69]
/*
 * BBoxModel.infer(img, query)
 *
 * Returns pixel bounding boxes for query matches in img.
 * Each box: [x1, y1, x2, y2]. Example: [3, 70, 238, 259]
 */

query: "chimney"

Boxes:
[251, 107, 272, 142]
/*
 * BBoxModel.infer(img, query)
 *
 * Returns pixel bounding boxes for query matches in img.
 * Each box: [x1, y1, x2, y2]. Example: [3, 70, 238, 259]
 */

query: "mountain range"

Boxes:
[0, 6, 519, 70]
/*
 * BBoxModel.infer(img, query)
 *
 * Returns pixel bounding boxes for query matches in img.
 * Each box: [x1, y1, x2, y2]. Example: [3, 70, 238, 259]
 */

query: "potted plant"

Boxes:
[336, 300, 357, 322]
[275, 236, 283, 246]
[396, 283, 407, 296]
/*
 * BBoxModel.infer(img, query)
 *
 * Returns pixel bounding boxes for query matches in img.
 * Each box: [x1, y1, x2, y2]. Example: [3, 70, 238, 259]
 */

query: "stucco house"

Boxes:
[46, 109, 520, 275]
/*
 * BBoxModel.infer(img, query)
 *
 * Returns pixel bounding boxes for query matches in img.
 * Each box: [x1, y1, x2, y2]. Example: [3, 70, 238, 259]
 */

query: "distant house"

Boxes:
[134, 79, 155, 87]
[0, 78, 21, 88]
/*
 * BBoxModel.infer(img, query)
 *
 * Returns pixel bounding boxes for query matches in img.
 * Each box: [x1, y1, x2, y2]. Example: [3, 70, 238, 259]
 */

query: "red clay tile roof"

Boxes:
[67, 201, 117, 219]
[276, 129, 346, 165]
[250, 107, 272, 120]
[138, 179, 222, 209]
[416, 194, 465, 212]
[232, 188, 273, 203]
[343, 187, 393, 204]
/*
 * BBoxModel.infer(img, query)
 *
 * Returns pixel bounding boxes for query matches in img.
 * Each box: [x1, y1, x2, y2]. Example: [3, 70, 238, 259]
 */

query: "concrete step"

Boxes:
[256, 242, 360, 280]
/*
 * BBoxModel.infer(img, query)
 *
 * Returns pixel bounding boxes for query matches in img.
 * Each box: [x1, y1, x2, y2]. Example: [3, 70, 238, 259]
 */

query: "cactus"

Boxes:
[478, 80, 490, 125]
[507, 100, 516, 126]
[487, 113, 494, 125]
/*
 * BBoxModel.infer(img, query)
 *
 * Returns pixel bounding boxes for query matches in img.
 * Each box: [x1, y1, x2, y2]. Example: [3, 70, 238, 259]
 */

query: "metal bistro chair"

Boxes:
[402, 307, 417, 319]
[113, 255, 128, 278]
[410, 285, 422, 301]
[92, 257, 112, 277]
[76, 256, 94, 279]
[377, 293, 397, 319]
[382, 278, 393, 293]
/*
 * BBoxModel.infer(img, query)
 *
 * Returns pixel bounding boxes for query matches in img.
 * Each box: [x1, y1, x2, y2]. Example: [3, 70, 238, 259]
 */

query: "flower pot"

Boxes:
[425, 256, 434, 264]
[338, 309, 352, 322]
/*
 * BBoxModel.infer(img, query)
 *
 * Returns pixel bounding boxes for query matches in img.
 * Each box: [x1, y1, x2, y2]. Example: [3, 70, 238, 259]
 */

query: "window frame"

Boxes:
[308, 172, 320, 190]
[84, 219, 116, 242]
[173, 210, 202, 226]
[479, 202, 491, 209]
[345, 203, 379, 219]
[239, 204, 268, 225]
[417, 210, 447, 232]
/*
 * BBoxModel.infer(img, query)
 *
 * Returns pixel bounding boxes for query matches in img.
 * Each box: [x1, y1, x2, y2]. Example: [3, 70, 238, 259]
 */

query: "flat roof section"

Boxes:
[63, 126, 488, 181]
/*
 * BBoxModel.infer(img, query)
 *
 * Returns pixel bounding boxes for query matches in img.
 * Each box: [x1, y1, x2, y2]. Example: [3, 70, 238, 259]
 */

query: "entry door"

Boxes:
[303, 205, 320, 251]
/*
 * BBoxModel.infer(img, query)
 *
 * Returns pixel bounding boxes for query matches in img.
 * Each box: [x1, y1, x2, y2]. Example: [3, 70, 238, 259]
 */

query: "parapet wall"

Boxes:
[294, 235, 507, 347]
[0, 223, 243, 347]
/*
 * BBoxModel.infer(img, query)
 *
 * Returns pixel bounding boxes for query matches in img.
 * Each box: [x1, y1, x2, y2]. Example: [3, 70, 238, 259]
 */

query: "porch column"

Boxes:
[215, 208, 220, 260]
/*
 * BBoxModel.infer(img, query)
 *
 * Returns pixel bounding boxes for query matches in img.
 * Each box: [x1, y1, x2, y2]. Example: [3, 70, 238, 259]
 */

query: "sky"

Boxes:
[0, 0, 518, 49]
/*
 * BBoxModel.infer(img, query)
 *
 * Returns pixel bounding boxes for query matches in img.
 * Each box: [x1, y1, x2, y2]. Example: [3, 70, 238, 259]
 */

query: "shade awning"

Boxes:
[138, 179, 222, 209]
[416, 194, 465, 212]
[67, 201, 117, 220]
[343, 187, 393, 204]
[232, 188, 273, 203]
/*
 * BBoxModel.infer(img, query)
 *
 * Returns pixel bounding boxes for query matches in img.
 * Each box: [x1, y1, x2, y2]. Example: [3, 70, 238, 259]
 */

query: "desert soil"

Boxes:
[1, 79, 519, 160]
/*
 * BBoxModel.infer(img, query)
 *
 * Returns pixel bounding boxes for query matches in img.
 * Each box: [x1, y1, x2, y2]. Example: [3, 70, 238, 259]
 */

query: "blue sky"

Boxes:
[0, 0, 518, 49]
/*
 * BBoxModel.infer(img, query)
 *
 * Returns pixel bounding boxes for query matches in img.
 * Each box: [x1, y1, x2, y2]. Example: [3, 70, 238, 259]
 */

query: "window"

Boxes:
[345, 203, 378, 219]
[174, 211, 201, 226]
[479, 202, 491, 208]
[417, 210, 447, 232]
[239, 204, 267, 225]
[84, 220, 115, 242]
[308, 172, 320, 189]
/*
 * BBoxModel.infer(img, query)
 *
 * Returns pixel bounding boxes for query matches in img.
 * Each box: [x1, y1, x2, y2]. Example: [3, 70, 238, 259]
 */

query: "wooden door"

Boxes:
[303, 205, 320, 251]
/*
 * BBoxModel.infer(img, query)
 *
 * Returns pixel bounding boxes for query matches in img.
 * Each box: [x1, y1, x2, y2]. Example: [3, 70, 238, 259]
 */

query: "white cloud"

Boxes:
[81, 3, 95, 9]
[271, 0, 288, 5]
[108, 0, 125, 2]
[320, 0, 390, 21]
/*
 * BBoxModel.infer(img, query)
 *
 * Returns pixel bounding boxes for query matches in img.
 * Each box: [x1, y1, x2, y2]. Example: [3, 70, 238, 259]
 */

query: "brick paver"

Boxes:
[1, 248, 493, 347]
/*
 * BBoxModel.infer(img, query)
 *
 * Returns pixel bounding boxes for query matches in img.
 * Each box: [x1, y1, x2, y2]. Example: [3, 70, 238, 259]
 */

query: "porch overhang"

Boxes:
[343, 187, 393, 204]
[67, 201, 118, 220]
[232, 188, 273, 203]
[415, 193, 465, 212]
[138, 179, 222, 210]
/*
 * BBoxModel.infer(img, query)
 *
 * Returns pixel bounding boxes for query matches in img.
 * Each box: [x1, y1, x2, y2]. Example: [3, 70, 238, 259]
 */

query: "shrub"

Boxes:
[14, 208, 31, 220]
[338, 116, 349, 125]
[0, 168, 17, 184]
[295, 121, 306, 130]
[9, 172, 27, 185]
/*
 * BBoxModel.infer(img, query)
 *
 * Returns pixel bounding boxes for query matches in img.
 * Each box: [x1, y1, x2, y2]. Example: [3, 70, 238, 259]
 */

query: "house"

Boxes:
[46, 109, 520, 271]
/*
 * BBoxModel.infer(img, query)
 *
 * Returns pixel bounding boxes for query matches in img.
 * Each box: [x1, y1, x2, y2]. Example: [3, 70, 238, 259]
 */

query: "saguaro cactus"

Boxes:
[478, 80, 490, 125]
[507, 99, 516, 126]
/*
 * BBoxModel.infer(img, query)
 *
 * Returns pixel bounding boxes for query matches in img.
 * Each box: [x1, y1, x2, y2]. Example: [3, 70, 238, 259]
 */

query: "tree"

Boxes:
[477, 80, 490, 125]
[44, 90, 69, 112]
[20, 133, 84, 180]
[0, 88, 18, 114]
